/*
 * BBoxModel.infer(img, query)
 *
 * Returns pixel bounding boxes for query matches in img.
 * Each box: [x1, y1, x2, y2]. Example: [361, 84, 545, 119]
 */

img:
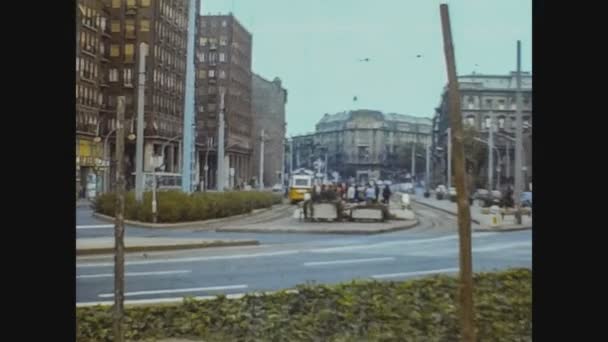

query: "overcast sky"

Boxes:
[199, 0, 532, 136]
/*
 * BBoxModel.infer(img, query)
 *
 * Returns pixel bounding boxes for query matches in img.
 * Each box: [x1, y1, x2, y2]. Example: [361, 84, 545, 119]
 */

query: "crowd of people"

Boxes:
[305, 182, 393, 205]
[301, 181, 393, 220]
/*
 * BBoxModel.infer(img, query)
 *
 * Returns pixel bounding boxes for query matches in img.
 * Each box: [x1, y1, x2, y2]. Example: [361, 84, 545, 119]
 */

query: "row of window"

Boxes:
[79, 29, 104, 55]
[157, 20, 186, 50]
[154, 45, 185, 71]
[77, 83, 103, 107]
[111, 0, 150, 9]
[110, 18, 150, 35]
[76, 112, 99, 127]
[79, 2, 108, 31]
[200, 18, 229, 29]
[197, 52, 226, 63]
[463, 96, 531, 110]
[199, 36, 228, 47]
[465, 116, 532, 129]
[152, 94, 181, 115]
[159, 0, 188, 30]
[153, 69, 184, 93]
[109, 43, 135, 62]
[197, 68, 227, 79]
[107, 68, 133, 86]
[76, 56, 100, 81]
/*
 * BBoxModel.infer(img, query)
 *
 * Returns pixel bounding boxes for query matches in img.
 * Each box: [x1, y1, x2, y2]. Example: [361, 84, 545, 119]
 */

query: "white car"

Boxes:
[272, 184, 283, 192]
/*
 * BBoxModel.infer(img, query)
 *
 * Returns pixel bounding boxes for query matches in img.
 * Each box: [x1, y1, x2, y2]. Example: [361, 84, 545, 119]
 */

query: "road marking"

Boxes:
[76, 224, 114, 230]
[371, 267, 459, 279]
[303, 257, 395, 267]
[78, 250, 299, 268]
[310, 233, 498, 253]
[77, 270, 191, 279]
[472, 241, 531, 253]
[98, 284, 248, 298]
[78, 289, 302, 307]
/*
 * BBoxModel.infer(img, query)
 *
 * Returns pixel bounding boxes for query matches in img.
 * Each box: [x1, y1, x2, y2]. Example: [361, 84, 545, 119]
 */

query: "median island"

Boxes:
[93, 191, 283, 223]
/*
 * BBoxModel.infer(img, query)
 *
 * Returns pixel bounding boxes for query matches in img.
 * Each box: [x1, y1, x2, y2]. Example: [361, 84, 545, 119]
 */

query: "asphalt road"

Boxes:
[76, 204, 531, 305]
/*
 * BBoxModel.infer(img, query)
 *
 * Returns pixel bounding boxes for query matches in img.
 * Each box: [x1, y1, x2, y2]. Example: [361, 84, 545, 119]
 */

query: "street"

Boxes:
[76, 203, 531, 305]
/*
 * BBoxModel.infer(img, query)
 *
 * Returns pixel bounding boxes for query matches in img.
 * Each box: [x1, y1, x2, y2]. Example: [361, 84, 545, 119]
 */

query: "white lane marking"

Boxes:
[472, 241, 531, 253]
[78, 289, 302, 307]
[77, 270, 191, 279]
[372, 267, 459, 279]
[303, 257, 395, 267]
[78, 293, 247, 307]
[77, 250, 299, 268]
[76, 224, 114, 230]
[98, 284, 248, 298]
[310, 233, 499, 253]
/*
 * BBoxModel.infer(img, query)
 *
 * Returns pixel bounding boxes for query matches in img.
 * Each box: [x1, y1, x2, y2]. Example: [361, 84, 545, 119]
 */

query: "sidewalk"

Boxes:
[76, 237, 259, 256]
[412, 194, 532, 232]
[76, 198, 92, 208]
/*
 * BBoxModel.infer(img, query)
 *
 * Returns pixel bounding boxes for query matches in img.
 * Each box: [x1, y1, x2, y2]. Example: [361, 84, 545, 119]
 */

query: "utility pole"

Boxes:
[113, 96, 126, 342]
[488, 117, 494, 190]
[506, 140, 511, 181]
[203, 137, 211, 191]
[447, 127, 452, 189]
[259, 129, 265, 189]
[181, 0, 197, 193]
[217, 88, 226, 192]
[440, 4, 476, 342]
[411, 141, 416, 186]
[134, 43, 148, 202]
[425, 143, 431, 193]
[514, 40, 524, 224]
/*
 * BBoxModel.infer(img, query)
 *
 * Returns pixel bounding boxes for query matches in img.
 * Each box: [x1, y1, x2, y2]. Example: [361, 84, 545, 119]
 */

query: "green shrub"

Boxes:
[93, 191, 282, 223]
[76, 268, 531, 341]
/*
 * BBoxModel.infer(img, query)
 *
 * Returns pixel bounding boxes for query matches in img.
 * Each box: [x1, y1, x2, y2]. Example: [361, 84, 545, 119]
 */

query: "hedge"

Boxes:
[92, 191, 283, 223]
[76, 268, 531, 341]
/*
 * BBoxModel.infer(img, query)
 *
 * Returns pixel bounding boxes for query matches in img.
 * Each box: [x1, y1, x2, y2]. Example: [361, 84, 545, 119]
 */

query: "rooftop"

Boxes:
[318, 110, 432, 125]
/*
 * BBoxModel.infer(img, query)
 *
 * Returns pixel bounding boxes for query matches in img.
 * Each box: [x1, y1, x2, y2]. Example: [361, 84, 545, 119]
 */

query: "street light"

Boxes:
[94, 118, 136, 193]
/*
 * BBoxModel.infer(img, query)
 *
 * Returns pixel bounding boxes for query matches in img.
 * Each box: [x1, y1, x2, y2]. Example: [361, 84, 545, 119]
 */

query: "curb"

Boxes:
[76, 239, 259, 256]
[412, 200, 481, 224]
[92, 205, 289, 229]
[216, 219, 419, 235]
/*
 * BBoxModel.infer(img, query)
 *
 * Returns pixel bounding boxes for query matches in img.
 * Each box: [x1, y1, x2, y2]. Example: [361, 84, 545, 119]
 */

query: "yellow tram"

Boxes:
[288, 173, 313, 203]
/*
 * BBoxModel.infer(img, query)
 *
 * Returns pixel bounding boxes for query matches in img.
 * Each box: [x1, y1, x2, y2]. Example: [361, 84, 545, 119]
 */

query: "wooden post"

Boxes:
[113, 96, 126, 342]
[439, 4, 476, 342]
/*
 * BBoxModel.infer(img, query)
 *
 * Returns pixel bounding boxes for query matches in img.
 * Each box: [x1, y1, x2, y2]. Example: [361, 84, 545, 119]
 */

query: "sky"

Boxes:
[199, 0, 532, 136]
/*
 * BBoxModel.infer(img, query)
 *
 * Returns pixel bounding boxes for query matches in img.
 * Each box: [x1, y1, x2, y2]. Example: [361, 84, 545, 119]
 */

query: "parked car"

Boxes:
[520, 192, 532, 207]
[272, 183, 283, 192]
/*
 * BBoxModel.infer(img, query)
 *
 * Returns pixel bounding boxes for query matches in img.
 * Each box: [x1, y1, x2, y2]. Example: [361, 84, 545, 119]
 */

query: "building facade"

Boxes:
[251, 74, 287, 188]
[75, 0, 195, 199]
[291, 110, 432, 184]
[196, 14, 253, 189]
[76, 0, 112, 199]
[431, 72, 533, 190]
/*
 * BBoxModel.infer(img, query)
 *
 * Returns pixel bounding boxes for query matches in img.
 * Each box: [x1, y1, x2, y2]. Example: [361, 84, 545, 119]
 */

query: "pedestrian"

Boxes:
[365, 184, 376, 205]
[374, 182, 380, 203]
[347, 183, 356, 203]
[382, 184, 392, 204]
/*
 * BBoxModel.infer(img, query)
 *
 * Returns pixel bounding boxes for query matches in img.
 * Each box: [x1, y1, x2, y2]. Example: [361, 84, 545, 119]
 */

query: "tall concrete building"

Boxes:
[432, 71, 533, 189]
[76, 0, 198, 198]
[251, 74, 287, 188]
[291, 110, 432, 184]
[76, 0, 113, 199]
[196, 14, 253, 189]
